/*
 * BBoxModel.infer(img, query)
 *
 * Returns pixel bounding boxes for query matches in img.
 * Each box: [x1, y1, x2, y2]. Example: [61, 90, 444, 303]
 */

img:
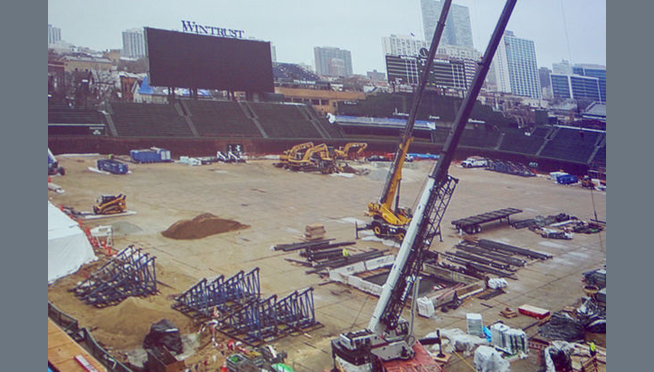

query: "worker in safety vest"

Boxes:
[589, 341, 596, 357]
[342, 248, 350, 260]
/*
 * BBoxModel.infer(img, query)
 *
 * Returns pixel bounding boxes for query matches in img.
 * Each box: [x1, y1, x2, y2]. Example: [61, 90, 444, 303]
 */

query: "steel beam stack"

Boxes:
[71, 245, 157, 307]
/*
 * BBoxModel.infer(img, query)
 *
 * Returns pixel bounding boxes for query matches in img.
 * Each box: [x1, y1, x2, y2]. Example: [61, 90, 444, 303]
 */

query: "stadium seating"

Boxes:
[182, 100, 262, 137]
[48, 107, 106, 124]
[499, 132, 546, 154]
[460, 129, 502, 149]
[273, 63, 321, 82]
[247, 102, 323, 138]
[110, 102, 194, 137]
[539, 128, 601, 163]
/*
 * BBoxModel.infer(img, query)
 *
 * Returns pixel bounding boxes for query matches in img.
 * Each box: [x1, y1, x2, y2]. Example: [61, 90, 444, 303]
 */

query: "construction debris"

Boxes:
[71, 245, 158, 307]
[304, 224, 326, 241]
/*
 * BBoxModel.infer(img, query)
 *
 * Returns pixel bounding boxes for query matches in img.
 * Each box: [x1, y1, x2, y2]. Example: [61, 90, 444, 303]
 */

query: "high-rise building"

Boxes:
[382, 35, 429, 57]
[490, 31, 541, 99]
[552, 60, 574, 75]
[421, 0, 474, 49]
[550, 74, 601, 102]
[122, 28, 146, 59]
[314, 47, 353, 77]
[48, 24, 62, 45]
[573, 64, 606, 102]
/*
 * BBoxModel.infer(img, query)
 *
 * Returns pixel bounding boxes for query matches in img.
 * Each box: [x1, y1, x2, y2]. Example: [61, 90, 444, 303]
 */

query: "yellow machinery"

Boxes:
[334, 142, 367, 160]
[276, 142, 314, 165]
[93, 194, 127, 215]
[363, 137, 414, 240]
[286, 143, 341, 174]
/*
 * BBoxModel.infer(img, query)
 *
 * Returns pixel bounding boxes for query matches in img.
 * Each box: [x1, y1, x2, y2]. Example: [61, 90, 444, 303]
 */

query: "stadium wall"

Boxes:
[48, 135, 591, 175]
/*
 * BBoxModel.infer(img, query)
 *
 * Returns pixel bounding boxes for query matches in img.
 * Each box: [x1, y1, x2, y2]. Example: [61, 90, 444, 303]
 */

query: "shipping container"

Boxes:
[130, 148, 172, 163]
[97, 159, 129, 174]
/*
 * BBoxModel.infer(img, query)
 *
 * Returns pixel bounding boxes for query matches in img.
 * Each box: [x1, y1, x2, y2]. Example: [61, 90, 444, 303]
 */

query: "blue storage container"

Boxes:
[97, 159, 129, 174]
[130, 148, 171, 163]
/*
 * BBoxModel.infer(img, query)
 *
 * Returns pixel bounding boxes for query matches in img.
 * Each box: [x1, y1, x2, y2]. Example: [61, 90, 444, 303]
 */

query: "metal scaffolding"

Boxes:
[218, 288, 321, 346]
[173, 267, 321, 346]
[172, 268, 260, 320]
[71, 245, 157, 308]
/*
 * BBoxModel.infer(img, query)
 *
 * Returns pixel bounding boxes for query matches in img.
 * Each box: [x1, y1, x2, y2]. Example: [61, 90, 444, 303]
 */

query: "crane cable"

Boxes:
[452, 350, 478, 371]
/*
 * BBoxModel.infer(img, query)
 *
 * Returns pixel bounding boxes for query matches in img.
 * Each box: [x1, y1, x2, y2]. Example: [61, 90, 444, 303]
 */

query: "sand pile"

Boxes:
[90, 297, 194, 349]
[161, 213, 249, 240]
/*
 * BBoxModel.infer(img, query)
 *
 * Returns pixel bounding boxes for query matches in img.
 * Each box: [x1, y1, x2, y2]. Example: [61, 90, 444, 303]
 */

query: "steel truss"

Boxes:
[71, 245, 157, 307]
[174, 268, 321, 346]
[172, 268, 260, 320]
[218, 288, 321, 346]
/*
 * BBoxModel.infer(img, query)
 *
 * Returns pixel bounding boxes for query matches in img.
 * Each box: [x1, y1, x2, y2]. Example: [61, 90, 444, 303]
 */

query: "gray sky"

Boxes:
[48, 0, 606, 75]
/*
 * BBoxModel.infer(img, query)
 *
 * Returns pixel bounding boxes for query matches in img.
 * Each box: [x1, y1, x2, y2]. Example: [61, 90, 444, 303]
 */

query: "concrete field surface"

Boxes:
[47, 156, 606, 371]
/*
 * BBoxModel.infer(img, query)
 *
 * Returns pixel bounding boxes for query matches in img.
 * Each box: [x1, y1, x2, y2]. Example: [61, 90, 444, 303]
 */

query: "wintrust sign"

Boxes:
[181, 20, 244, 38]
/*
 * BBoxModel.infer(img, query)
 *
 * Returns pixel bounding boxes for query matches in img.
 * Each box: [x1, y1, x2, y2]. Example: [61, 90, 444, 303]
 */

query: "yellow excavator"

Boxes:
[286, 143, 341, 174]
[334, 142, 367, 160]
[276, 141, 315, 165]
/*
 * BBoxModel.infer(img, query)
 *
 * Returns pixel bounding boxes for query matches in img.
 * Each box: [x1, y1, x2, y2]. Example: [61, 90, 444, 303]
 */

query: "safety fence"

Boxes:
[48, 302, 133, 372]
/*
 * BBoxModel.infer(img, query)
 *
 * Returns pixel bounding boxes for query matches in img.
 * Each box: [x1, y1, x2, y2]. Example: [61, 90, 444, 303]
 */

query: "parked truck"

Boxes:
[461, 156, 488, 168]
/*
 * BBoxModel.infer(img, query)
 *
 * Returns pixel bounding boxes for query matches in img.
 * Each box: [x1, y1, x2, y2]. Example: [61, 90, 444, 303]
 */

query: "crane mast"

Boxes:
[332, 1, 518, 370]
[363, 0, 453, 241]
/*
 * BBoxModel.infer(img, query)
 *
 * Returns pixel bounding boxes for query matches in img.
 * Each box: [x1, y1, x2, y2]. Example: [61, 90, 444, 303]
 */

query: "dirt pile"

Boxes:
[90, 297, 194, 349]
[161, 213, 249, 240]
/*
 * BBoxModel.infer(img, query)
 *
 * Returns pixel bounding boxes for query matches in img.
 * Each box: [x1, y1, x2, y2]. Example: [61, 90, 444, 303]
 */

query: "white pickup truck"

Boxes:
[461, 156, 488, 168]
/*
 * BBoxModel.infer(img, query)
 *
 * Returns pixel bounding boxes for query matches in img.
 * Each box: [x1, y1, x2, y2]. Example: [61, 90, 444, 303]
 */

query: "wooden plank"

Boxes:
[48, 319, 107, 372]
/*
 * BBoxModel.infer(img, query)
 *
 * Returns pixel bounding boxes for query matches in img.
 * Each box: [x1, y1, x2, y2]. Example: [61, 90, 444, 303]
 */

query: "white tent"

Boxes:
[48, 201, 97, 283]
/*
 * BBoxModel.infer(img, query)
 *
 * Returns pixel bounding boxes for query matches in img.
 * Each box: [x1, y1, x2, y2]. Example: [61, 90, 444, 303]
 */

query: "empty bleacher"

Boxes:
[302, 106, 345, 138]
[460, 129, 502, 149]
[591, 145, 606, 168]
[182, 100, 262, 137]
[499, 132, 546, 154]
[247, 102, 323, 139]
[109, 102, 194, 137]
[48, 107, 106, 124]
[539, 128, 602, 163]
[273, 63, 321, 82]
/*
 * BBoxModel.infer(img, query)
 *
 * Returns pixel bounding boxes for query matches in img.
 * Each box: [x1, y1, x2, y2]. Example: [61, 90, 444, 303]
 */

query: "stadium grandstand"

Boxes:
[48, 28, 605, 176]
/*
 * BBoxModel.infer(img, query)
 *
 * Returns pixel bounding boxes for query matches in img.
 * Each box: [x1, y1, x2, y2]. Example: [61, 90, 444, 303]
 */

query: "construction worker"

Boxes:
[589, 341, 596, 357]
[342, 248, 350, 261]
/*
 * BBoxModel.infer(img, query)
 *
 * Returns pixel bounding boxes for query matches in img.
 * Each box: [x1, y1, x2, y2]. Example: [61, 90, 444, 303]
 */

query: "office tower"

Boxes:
[314, 47, 353, 77]
[550, 74, 601, 102]
[122, 28, 146, 59]
[382, 35, 429, 57]
[491, 31, 541, 99]
[421, 0, 474, 49]
[573, 64, 606, 102]
[48, 24, 62, 45]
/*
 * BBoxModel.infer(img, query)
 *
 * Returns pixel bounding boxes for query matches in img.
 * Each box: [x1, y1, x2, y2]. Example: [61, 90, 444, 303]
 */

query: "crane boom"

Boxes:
[364, 0, 453, 241]
[333, 1, 518, 370]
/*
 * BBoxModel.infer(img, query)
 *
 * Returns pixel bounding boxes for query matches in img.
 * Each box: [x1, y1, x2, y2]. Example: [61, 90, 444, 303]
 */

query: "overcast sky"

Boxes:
[48, 0, 606, 75]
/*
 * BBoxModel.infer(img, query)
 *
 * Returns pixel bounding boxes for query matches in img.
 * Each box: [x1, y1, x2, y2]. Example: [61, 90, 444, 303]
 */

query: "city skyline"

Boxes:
[48, 0, 606, 75]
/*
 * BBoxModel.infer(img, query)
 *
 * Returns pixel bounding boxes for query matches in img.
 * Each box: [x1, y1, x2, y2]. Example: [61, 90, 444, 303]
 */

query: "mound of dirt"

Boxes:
[90, 297, 194, 349]
[161, 213, 249, 240]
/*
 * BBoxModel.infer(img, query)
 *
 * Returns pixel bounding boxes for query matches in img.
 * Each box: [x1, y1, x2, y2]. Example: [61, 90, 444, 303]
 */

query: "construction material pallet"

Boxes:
[451, 208, 522, 233]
